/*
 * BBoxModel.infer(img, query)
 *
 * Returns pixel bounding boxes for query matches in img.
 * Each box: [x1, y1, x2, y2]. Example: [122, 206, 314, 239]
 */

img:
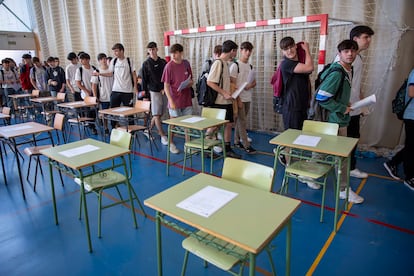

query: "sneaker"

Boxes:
[339, 188, 364, 204]
[143, 130, 150, 140]
[245, 146, 257, 154]
[217, 132, 223, 140]
[350, 168, 368, 178]
[161, 136, 168, 146]
[169, 143, 180, 154]
[383, 161, 400, 180]
[240, 136, 252, 143]
[213, 146, 223, 153]
[226, 149, 241, 159]
[404, 178, 414, 191]
[298, 176, 321, 190]
[234, 143, 245, 149]
[278, 154, 287, 167]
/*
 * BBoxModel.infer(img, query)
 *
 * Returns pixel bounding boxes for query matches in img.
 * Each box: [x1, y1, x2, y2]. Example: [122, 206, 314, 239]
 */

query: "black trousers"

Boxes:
[390, 119, 414, 180]
[347, 115, 360, 170]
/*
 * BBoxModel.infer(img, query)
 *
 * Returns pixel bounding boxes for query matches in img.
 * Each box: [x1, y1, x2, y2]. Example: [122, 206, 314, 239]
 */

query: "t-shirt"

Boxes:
[91, 68, 113, 102]
[109, 57, 136, 93]
[0, 68, 20, 90]
[207, 59, 231, 105]
[141, 56, 167, 93]
[30, 66, 48, 91]
[403, 69, 414, 120]
[280, 58, 311, 112]
[75, 65, 94, 96]
[229, 61, 254, 102]
[66, 63, 81, 92]
[161, 59, 193, 109]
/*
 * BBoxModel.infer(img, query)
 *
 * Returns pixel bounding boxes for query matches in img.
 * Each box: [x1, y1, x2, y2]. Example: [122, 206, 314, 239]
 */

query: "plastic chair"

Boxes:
[74, 129, 147, 238]
[181, 158, 276, 276]
[23, 113, 66, 191]
[280, 120, 339, 222]
[116, 100, 158, 155]
[182, 107, 226, 175]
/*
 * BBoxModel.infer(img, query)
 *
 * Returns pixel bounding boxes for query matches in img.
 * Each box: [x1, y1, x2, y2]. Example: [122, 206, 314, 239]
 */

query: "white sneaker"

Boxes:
[350, 168, 368, 178]
[298, 176, 321, 190]
[217, 132, 223, 140]
[339, 188, 364, 204]
[143, 130, 150, 140]
[161, 136, 168, 146]
[213, 146, 223, 153]
[240, 136, 252, 143]
[170, 143, 180, 154]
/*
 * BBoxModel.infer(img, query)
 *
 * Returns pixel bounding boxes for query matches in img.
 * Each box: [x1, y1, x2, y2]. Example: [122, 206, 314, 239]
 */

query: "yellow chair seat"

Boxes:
[285, 160, 332, 179]
[182, 231, 248, 271]
[74, 170, 127, 192]
[184, 138, 221, 150]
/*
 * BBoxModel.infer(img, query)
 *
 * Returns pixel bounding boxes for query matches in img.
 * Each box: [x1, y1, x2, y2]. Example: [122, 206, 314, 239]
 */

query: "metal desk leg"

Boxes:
[249, 252, 256, 276]
[286, 220, 292, 276]
[334, 157, 342, 232]
[0, 143, 7, 185]
[156, 211, 163, 276]
[48, 159, 59, 225]
[13, 138, 26, 199]
[79, 171, 93, 252]
[200, 131, 205, 173]
[166, 125, 171, 176]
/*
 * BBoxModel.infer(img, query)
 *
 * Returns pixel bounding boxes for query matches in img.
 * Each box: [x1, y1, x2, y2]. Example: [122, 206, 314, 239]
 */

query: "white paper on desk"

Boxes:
[350, 94, 376, 110]
[2, 125, 32, 132]
[59, 144, 100, 158]
[176, 186, 238, 218]
[178, 75, 191, 92]
[180, 116, 206, 123]
[247, 69, 256, 84]
[293, 134, 321, 147]
[232, 82, 248, 99]
[114, 107, 133, 112]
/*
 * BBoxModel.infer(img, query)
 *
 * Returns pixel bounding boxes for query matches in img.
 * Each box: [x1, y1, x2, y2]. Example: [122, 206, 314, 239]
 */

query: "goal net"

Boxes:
[166, 14, 354, 132]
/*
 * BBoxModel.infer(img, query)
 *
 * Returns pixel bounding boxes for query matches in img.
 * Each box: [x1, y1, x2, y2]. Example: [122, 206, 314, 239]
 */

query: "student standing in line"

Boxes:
[316, 39, 364, 204]
[66, 52, 81, 101]
[46, 56, 66, 97]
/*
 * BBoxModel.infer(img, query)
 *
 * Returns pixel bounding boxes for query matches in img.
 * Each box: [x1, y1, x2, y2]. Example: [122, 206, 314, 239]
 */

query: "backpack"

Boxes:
[392, 79, 412, 120]
[308, 63, 346, 121]
[196, 59, 212, 105]
[270, 60, 284, 113]
[197, 59, 224, 107]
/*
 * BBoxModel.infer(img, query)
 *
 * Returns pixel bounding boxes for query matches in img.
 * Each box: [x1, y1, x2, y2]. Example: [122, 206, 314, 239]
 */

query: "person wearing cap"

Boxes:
[66, 52, 80, 101]
[45, 56, 66, 97]
[141, 41, 169, 146]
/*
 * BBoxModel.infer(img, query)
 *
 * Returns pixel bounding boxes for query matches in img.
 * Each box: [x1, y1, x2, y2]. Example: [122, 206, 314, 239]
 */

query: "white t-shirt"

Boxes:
[229, 61, 254, 102]
[0, 68, 20, 90]
[109, 57, 136, 93]
[91, 68, 113, 102]
[75, 65, 94, 97]
[66, 63, 81, 92]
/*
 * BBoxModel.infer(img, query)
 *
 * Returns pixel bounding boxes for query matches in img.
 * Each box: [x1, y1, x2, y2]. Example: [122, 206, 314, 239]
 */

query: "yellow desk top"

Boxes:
[163, 115, 228, 131]
[0, 122, 53, 139]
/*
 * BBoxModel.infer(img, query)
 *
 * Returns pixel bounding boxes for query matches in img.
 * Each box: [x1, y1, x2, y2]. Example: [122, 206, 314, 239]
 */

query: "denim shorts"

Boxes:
[168, 106, 193, 117]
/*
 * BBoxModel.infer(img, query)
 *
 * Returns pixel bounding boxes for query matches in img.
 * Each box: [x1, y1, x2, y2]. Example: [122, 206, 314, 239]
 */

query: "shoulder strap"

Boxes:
[234, 61, 239, 74]
[79, 67, 83, 83]
[127, 57, 134, 87]
[0, 69, 4, 81]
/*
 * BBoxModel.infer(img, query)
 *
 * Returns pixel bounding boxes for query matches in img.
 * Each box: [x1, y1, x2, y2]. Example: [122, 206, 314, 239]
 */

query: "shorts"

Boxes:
[212, 104, 234, 122]
[150, 91, 167, 116]
[168, 106, 193, 117]
[100, 102, 110, 110]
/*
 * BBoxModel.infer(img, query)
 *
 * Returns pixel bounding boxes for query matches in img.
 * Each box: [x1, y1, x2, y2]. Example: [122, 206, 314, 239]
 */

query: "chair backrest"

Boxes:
[110, 129, 132, 150]
[135, 100, 150, 111]
[302, 120, 339, 136]
[2, 107, 11, 115]
[53, 113, 65, 131]
[201, 107, 226, 120]
[32, 89, 40, 97]
[221, 158, 274, 192]
[84, 96, 97, 104]
[56, 92, 66, 101]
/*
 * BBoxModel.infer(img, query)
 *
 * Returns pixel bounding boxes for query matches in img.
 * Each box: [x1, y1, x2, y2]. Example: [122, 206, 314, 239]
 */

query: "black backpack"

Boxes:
[196, 59, 212, 105]
[308, 63, 346, 121]
[392, 79, 412, 120]
[197, 59, 224, 107]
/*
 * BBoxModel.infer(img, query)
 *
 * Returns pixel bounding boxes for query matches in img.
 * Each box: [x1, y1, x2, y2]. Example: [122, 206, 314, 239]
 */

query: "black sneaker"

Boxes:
[404, 178, 414, 191]
[245, 146, 257, 154]
[383, 161, 400, 180]
[234, 143, 244, 149]
[278, 154, 287, 167]
[226, 149, 241, 159]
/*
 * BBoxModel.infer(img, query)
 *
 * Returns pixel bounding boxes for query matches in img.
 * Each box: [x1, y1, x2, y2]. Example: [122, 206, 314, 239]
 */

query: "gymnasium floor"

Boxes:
[0, 126, 413, 276]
